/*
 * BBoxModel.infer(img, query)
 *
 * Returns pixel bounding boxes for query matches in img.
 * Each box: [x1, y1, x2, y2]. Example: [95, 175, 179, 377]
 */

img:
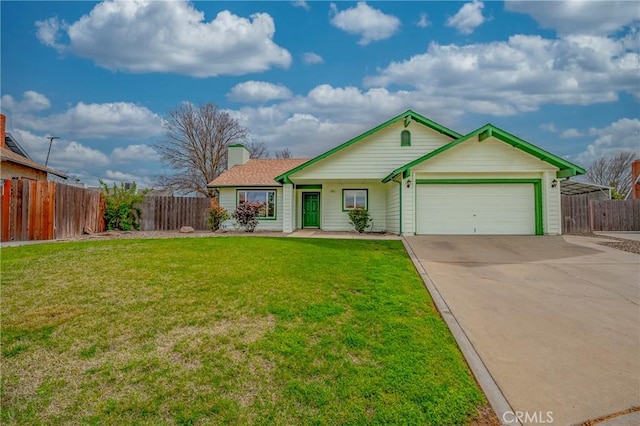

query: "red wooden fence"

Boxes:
[1, 180, 106, 242]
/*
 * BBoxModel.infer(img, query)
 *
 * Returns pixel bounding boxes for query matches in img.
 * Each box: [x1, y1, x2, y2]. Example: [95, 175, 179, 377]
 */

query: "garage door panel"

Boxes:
[416, 184, 535, 235]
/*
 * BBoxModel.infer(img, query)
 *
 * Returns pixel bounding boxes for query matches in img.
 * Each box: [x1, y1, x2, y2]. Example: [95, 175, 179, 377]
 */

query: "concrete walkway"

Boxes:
[405, 235, 640, 426]
[595, 232, 640, 242]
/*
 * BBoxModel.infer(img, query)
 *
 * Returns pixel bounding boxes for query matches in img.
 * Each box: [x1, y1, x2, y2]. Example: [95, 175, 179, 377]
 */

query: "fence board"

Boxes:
[139, 195, 209, 231]
[562, 195, 640, 233]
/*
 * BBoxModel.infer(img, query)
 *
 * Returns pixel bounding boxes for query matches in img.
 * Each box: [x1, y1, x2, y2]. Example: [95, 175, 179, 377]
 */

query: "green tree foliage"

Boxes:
[100, 181, 147, 231]
[347, 208, 372, 233]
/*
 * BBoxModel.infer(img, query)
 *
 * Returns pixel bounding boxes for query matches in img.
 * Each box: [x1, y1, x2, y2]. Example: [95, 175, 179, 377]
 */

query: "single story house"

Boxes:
[0, 114, 67, 181]
[208, 110, 585, 235]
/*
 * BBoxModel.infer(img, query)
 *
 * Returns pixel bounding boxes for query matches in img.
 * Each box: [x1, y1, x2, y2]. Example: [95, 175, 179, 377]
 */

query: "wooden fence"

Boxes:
[55, 183, 105, 239]
[1, 180, 106, 242]
[562, 194, 640, 233]
[139, 196, 210, 231]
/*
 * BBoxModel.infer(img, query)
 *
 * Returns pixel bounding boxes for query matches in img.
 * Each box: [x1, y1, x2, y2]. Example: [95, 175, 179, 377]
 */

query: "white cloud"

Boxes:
[560, 128, 584, 138]
[576, 118, 640, 164]
[227, 81, 292, 103]
[111, 144, 159, 163]
[505, 0, 640, 36]
[446, 0, 485, 35]
[1, 91, 51, 113]
[35, 0, 291, 77]
[11, 129, 110, 171]
[330, 2, 401, 45]
[540, 123, 557, 133]
[8, 98, 164, 140]
[292, 1, 310, 11]
[365, 32, 639, 115]
[302, 52, 324, 65]
[226, 83, 463, 157]
[417, 12, 431, 28]
[102, 170, 156, 188]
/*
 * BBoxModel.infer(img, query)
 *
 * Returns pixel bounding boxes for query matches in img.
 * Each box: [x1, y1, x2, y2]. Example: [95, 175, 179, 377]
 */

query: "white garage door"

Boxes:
[416, 184, 536, 235]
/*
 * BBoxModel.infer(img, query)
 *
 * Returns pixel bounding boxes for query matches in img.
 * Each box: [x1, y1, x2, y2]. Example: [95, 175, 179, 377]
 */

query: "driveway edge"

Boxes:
[402, 238, 520, 426]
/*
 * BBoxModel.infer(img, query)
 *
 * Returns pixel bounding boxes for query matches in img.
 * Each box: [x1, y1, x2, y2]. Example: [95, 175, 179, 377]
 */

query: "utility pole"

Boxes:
[45, 136, 60, 167]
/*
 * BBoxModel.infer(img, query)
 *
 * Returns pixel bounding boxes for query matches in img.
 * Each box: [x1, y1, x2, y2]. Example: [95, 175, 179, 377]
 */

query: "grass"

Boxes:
[1, 237, 485, 425]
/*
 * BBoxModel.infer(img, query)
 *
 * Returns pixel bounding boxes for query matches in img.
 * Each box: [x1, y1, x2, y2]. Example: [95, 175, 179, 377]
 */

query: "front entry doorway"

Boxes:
[302, 192, 320, 228]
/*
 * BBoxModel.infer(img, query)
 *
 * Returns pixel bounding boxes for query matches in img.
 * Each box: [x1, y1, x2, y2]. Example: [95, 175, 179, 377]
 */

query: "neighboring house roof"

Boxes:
[382, 123, 586, 182]
[5, 132, 31, 158]
[1, 146, 68, 179]
[275, 110, 462, 184]
[208, 158, 310, 187]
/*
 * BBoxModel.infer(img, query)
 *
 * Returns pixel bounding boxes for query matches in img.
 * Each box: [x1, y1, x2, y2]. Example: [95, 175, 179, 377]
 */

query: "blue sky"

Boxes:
[1, 0, 639, 187]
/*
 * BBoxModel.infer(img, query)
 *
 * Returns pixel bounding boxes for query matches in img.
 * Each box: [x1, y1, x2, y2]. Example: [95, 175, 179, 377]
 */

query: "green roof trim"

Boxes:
[228, 144, 246, 148]
[275, 110, 461, 184]
[382, 124, 586, 183]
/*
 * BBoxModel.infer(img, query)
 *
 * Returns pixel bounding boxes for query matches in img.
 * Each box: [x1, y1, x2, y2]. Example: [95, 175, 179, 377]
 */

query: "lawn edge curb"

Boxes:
[401, 238, 520, 426]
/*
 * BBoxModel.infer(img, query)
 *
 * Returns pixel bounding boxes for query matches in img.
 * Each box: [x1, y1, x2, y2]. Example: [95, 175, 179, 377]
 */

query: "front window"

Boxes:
[343, 189, 367, 210]
[237, 190, 276, 219]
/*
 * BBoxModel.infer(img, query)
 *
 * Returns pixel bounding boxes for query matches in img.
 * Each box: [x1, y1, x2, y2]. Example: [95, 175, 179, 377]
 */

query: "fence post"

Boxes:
[588, 199, 594, 233]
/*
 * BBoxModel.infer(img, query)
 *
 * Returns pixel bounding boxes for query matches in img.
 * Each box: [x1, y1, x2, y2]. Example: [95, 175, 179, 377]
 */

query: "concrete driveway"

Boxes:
[405, 235, 639, 426]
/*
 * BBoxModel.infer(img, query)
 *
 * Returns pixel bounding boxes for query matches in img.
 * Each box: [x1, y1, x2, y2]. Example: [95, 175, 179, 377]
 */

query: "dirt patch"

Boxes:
[469, 404, 502, 426]
[5, 305, 85, 330]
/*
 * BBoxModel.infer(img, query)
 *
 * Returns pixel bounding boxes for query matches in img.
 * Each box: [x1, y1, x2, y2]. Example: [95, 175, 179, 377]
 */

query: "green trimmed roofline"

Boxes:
[382, 123, 586, 183]
[275, 110, 462, 184]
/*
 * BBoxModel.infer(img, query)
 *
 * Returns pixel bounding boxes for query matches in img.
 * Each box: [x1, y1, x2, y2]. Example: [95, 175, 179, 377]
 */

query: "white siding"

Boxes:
[385, 182, 400, 234]
[217, 187, 284, 231]
[283, 184, 294, 233]
[320, 183, 387, 232]
[410, 136, 561, 235]
[412, 137, 558, 173]
[402, 180, 414, 236]
[291, 121, 452, 180]
[544, 171, 561, 235]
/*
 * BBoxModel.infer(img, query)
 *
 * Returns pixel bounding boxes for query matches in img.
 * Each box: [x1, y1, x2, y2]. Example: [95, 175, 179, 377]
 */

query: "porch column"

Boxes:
[283, 183, 294, 233]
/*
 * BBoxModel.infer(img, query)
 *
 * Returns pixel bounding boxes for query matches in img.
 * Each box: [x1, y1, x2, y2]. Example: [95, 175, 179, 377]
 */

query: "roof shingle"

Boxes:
[208, 158, 309, 187]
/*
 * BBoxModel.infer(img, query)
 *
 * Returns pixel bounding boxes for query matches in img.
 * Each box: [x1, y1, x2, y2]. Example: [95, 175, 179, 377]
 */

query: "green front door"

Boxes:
[302, 193, 320, 228]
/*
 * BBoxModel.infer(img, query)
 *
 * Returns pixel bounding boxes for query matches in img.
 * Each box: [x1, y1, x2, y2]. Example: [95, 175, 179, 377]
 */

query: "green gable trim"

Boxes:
[415, 178, 543, 235]
[382, 124, 585, 183]
[275, 110, 461, 184]
[228, 144, 246, 148]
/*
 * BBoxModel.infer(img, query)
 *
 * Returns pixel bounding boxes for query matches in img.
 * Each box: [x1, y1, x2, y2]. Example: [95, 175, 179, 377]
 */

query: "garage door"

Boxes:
[416, 183, 536, 235]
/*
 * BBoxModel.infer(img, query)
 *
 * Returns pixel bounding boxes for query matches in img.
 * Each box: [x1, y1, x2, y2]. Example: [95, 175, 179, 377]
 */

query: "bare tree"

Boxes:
[246, 141, 269, 159]
[154, 102, 248, 197]
[274, 148, 292, 159]
[585, 151, 636, 198]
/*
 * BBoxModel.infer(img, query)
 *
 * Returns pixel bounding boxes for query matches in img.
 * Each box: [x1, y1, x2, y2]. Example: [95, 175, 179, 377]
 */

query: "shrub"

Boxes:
[100, 180, 147, 231]
[207, 201, 230, 232]
[347, 208, 372, 233]
[232, 202, 262, 232]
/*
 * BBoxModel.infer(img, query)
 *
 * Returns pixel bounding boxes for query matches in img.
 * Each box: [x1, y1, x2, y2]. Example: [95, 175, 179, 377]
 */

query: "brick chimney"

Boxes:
[227, 144, 250, 169]
[632, 159, 640, 200]
[0, 114, 6, 148]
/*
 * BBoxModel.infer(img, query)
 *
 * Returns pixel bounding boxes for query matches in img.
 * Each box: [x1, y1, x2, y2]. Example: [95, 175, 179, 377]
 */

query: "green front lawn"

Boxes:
[1, 237, 485, 425]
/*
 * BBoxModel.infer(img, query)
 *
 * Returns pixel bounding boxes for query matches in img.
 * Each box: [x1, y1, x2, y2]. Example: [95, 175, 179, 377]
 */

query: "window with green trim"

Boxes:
[237, 190, 276, 219]
[343, 189, 367, 210]
[401, 130, 411, 146]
